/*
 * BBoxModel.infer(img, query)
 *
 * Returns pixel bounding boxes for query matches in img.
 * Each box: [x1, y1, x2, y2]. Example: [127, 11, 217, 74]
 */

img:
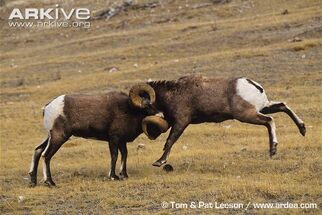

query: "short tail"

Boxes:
[42, 100, 52, 117]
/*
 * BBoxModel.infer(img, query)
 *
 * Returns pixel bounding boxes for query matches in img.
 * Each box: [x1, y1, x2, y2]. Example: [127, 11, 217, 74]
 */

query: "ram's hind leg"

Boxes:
[29, 137, 49, 187]
[108, 136, 120, 180]
[261, 101, 306, 136]
[118, 142, 128, 179]
[41, 129, 70, 187]
[236, 110, 278, 157]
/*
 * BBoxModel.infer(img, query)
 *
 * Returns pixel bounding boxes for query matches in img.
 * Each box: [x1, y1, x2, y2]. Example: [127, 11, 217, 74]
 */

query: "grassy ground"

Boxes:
[0, 0, 321, 214]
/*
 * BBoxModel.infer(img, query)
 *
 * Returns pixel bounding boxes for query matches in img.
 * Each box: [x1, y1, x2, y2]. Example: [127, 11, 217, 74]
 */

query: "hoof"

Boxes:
[152, 159, 167, 167]
[109, 175, 120, 181]
[44, 179, 56, 187]
[29, 182, 37, 187]
[29, 172, 37, 187]
[299, 123, 306, 136]
[269, 150, 276, 157]
[29, 178, 37, 187]
[119, 173, 128, 180]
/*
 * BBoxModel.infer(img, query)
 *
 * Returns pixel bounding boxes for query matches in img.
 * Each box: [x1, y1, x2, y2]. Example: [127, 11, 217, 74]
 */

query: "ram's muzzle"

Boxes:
[142, 115, 169, 140]
[129, 83, 156, 109]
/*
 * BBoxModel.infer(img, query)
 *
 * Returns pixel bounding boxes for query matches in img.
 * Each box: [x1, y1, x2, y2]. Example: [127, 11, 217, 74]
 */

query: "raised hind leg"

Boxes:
[261, 101, 306, 136]
[235, 109, 278, 157]
[28, 137, 49, 187]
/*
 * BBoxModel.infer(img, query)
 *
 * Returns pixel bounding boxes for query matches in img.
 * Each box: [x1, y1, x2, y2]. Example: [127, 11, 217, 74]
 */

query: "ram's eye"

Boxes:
[139, 92, 150, 101]
[142, 98, 150, 105]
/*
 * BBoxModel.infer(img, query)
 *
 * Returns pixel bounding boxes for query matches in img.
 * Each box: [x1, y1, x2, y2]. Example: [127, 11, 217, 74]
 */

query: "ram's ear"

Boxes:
[129, 83, 156, 109]
[142, 116, 169, 140]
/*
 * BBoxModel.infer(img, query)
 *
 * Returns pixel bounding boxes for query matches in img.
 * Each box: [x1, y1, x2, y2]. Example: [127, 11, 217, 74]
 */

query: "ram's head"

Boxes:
[129, 83, 169, 139]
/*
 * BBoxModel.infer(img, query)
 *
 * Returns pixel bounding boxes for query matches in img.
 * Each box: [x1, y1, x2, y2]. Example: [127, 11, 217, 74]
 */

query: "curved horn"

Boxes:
[129, 83, 156, 109]
[142, 116, 169, 140]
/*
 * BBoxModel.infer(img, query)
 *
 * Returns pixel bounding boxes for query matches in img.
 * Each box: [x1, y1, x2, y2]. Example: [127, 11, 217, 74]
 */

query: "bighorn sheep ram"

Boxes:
[29, 88, 168, 187]
[130, 75, 306, 167]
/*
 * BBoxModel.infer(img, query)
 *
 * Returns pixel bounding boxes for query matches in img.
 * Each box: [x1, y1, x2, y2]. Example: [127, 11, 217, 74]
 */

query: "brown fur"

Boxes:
[62, 92, 144, 142]
[148, 75, 306, 167]
[29, 92, 155, 187]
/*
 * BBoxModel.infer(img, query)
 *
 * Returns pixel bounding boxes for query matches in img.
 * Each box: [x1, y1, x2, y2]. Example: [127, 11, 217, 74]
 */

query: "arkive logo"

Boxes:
[9, 8, 90, 20]
[8, 7, 91, 28]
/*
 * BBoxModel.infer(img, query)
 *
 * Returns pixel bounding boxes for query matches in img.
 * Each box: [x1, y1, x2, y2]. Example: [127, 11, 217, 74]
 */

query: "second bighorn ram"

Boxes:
[130, 75, 306, 167]
[29, 87, 168, 187]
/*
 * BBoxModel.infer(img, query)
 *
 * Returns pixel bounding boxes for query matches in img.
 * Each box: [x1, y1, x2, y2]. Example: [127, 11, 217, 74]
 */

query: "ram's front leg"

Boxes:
[153, 120, 189, 167]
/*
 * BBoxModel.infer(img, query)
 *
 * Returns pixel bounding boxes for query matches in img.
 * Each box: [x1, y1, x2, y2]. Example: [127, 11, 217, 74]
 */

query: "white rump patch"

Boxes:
[43, 95, 65, 131]
[236, 78, 269, 111]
